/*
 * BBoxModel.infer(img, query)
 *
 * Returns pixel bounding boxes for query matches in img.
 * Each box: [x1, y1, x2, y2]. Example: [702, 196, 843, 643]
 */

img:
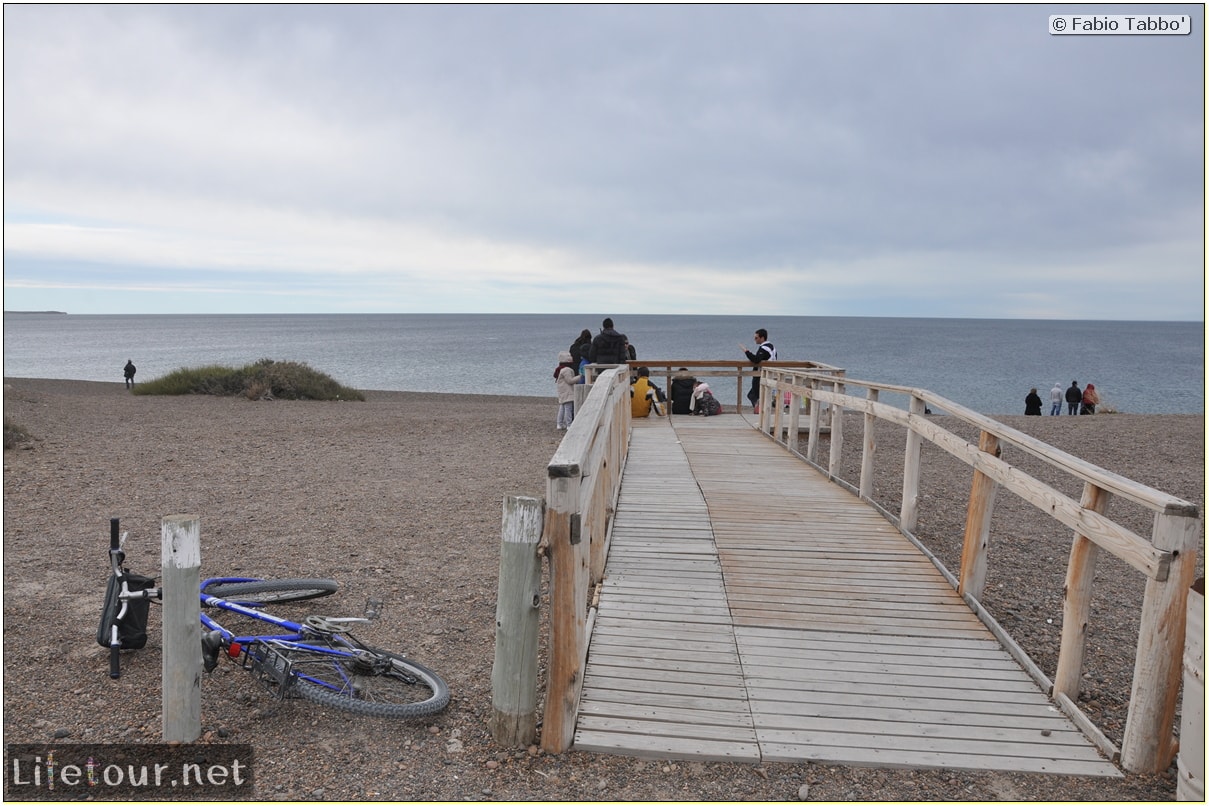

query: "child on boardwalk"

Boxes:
[554, 351, 578, 430]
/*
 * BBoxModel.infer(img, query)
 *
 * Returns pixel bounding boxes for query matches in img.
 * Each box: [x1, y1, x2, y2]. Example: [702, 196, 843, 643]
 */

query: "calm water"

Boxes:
[2, 313, 1203, 415]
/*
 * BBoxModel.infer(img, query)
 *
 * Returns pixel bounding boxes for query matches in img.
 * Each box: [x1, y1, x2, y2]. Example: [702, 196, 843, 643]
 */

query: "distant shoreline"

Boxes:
[3, 310, 67, 315]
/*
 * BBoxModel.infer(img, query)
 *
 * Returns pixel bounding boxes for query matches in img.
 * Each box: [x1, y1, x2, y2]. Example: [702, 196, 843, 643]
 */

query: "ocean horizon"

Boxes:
[3, 312, 1204, 415]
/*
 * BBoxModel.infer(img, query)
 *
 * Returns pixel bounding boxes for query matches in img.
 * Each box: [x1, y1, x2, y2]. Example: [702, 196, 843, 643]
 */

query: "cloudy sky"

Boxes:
[4, 4, 1204, 319]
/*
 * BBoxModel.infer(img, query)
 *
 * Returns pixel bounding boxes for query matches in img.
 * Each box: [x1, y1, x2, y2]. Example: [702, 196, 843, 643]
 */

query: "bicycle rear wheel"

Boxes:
[272, 639, 450, 718]
[202, 578, 338, 604]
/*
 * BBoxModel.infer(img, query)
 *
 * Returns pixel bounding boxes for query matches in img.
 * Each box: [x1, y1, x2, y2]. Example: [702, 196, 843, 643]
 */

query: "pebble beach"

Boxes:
[2, 377, 1203, 801]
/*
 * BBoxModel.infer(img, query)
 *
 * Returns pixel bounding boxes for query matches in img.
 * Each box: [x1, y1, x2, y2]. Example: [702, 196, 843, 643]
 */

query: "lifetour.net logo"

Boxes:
[6, 744, 254, 800]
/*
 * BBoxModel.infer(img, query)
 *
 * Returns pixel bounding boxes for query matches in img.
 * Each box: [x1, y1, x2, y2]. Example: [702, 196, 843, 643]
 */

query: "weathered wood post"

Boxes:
[162, 514, 201, 743]
[1121, 511, 1201, 772]
[900, 395, 925, 532]
[807, 378, 822, 464]
[492, 495, 545, 746]
[827, 380, 844, 477]
[1054, 483, 1111, 700]
[957, 431, 1001, 600]
[859, 388, 878, 499]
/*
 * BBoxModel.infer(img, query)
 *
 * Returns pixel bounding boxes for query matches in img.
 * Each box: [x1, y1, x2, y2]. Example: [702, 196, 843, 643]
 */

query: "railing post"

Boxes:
[807, 378, 822, 464]
[787, 378, 802, 448]
[859, 388, 878, 499]
[492, 495, 545, 747]
[541, 467, 586, 753]
[900, 395, 925, 532]
[1121, 511, 1202, 772]
[162, 514, 201, 744]
[957, 431, 1000, 600]
[1054, 483, 1111, 701]
[827, 380, 845, 477]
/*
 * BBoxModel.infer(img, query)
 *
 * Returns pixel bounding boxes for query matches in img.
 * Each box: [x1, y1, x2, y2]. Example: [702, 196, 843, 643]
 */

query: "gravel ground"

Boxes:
[2, 378, 1202, 801]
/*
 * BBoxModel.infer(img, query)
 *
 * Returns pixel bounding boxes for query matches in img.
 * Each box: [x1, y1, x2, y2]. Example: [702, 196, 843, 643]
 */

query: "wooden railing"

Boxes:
[756, 368, 1202, 774]
[586, 359, 845, 412]
[540, 366, 631, 753]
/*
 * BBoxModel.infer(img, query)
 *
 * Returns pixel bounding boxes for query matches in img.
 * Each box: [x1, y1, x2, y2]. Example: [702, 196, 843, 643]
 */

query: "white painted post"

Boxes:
[162, 514, 201, 743]
[492, 495, 545, 746]
[900, 396, 925, 532]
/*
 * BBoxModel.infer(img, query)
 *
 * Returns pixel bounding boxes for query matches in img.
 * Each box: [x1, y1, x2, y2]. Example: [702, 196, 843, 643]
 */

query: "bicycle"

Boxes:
[97, 518, 450, 719]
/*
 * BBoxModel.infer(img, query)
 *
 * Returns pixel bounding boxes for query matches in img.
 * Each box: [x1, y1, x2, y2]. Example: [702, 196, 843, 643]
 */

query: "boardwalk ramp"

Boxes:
[574, 414, 1120, 777]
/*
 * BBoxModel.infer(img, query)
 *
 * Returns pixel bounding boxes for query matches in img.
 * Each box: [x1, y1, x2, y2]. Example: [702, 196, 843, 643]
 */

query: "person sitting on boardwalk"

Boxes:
[630, 368, 664, 418]
[691, 381, 722, 416]
[1025, 388, 1043, 416]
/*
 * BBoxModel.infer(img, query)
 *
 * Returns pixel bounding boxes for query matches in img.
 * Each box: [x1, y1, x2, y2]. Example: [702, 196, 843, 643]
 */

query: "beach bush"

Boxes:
[132, 359, 365, 401]
[4, 416, 33, 449]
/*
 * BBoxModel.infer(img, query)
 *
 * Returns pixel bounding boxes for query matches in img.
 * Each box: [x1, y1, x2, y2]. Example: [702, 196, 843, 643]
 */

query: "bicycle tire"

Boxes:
[276, 640, 450, 718]
[201, 578, 338, 604]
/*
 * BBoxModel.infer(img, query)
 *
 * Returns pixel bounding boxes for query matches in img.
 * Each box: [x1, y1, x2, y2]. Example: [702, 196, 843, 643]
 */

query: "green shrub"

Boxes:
[133, 359, 364, 401]
[4, 416, 33, 449]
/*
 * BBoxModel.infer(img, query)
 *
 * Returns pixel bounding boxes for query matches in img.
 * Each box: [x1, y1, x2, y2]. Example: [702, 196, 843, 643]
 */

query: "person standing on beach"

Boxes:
[1081, 383, 1099, 415]
[1049, 382, 1063, 415]
[739, 329, 776, 413]
[123, 359, 137, 389]
[554, 351, 578, 430]
[1025, 388, 1043, 416]
[1065, 381, 1082, 415]
[588, 318, 629, 366]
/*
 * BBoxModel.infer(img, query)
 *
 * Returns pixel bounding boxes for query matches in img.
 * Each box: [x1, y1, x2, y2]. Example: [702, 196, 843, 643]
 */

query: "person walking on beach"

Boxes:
[1025, 388, 1043, 416]
[1065, 381, 1082, 415]
[123, 359, 137, 389]
[1049, 382, 1063, 415]
[739, 329, 776, 413]
[554, 351, 578, 430]
[588, 318, 629, 366]
[1081, 383, 1099, 415]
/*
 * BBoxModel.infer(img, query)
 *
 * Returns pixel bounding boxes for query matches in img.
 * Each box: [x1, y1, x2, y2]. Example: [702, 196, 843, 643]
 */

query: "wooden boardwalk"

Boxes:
[575, 414, 1121, 777]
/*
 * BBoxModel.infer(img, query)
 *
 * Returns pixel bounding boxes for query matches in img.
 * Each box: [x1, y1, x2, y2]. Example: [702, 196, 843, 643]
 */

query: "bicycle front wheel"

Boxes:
[202, 578, 338, 604]
[280, 641, 450, 718]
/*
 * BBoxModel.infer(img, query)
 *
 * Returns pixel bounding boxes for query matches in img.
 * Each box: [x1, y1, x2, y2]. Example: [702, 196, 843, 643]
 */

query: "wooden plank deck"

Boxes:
[574, 413, 1121, 777]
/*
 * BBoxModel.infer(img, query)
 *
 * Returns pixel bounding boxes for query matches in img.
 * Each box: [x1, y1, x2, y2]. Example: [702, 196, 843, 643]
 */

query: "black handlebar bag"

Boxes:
[96, 572, 156, 650]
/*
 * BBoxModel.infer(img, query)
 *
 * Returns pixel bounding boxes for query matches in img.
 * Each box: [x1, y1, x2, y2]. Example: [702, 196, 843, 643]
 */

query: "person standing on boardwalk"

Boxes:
[123, 359, 137, 389]
[588, 318, 629, 366]
[569, 329, 592, 375]
[1025, 388, 1043, 415]
[1049, 382, 1063, 415]
[554, 351, 578, 430]
[739, 329, 776, 413]
[1065, 381, 1082, 415]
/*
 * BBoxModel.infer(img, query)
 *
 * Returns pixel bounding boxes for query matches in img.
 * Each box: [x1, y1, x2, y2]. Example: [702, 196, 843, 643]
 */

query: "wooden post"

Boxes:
[900, 395, 925, 532]
[161, 514, 201, 743]
[1053, 483, 1111, 701]
[541, 471, 586, 753]
[827, 380, 844, 477]
[1121, 511, 1202, 772]
[958, 431, 1001, 600]
[787, 381, 802, 448]
[807, 378, 822, 464]
[492, 495, 545, 746]
[859, 388, 878, 499]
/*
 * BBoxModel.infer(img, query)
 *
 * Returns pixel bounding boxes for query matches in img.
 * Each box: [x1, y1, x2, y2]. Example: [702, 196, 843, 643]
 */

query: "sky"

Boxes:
[3, 4, 1205, 319]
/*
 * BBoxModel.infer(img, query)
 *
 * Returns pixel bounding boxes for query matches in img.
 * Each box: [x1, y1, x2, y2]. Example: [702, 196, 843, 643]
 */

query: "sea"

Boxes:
[2, 313, 1204, 415]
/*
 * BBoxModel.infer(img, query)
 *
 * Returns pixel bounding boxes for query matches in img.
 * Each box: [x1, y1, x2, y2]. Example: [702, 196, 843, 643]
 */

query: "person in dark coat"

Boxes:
[123, 359, 137, 389]
[1065, 381, 1082, 415]
[1025, 388, 1043, 415]
[739, 328, 776, 412]
[588, 318, 629, 365]
[569, 329, 592, 375]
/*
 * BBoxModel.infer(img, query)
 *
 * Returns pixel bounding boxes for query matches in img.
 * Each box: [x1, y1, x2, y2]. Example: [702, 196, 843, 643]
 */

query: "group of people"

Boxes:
[1026, 381, 1099, 415]
[555, 319, 780, 428]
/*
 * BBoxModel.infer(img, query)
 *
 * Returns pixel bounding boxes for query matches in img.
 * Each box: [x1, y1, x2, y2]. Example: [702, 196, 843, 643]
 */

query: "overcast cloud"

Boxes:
[4, 4, 1204, 318]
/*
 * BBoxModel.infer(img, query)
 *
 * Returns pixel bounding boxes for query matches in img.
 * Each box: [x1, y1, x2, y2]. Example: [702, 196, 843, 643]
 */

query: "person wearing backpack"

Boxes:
[588, 318, 629, 366]
[739, 328, 776, 413]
